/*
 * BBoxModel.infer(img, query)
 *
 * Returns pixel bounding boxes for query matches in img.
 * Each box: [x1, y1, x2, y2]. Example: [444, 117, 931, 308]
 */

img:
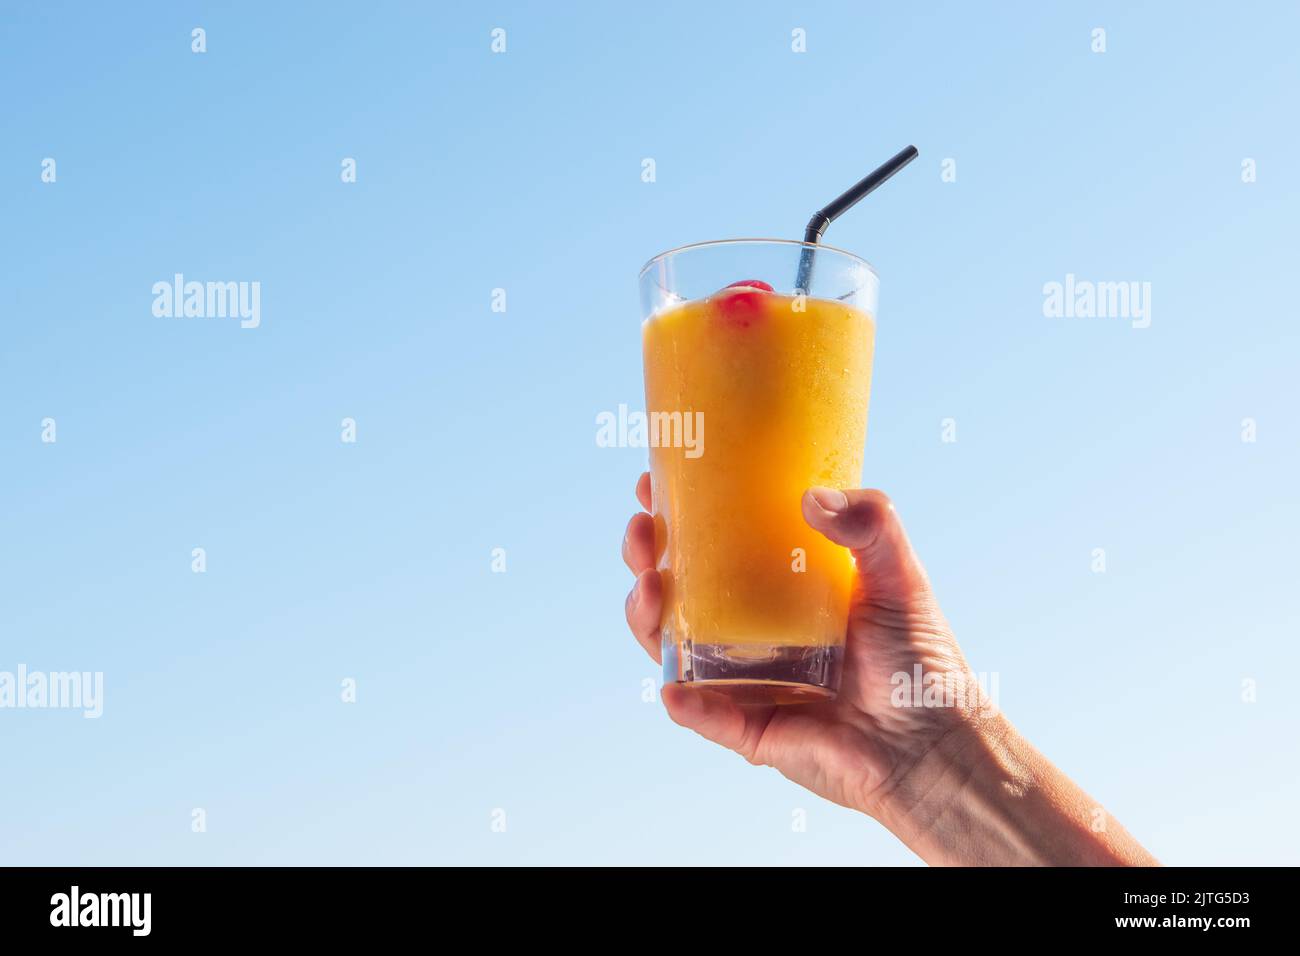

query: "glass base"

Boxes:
[663, 638, 842, 705]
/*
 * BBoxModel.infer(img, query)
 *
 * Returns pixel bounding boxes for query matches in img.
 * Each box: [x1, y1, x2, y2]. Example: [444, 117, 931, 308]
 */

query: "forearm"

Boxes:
[874, 715, 1159, 866]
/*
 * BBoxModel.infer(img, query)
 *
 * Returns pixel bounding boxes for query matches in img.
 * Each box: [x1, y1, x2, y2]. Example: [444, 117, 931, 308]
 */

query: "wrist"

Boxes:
[866, 708, 1015, 854]
[867, 710, 1156, 866]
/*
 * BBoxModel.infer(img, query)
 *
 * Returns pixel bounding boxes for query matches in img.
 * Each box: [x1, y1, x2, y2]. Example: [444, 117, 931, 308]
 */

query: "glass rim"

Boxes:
[638, 237, 878, 281]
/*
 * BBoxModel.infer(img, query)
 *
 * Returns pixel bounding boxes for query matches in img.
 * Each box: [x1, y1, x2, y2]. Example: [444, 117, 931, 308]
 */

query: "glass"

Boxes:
[639, 239, 879, 704]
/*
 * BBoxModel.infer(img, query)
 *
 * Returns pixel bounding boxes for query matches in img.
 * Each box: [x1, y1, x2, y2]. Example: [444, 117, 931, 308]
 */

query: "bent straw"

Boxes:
[794, 145, 919, 293]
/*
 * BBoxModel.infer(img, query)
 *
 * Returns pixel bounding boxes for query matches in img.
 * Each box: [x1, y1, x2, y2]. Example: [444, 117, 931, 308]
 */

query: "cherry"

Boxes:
[714, 280, 773, 328]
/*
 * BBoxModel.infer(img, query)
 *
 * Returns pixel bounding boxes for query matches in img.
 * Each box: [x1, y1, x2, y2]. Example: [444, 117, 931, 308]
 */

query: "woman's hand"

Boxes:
[623, 473, 1158, 866]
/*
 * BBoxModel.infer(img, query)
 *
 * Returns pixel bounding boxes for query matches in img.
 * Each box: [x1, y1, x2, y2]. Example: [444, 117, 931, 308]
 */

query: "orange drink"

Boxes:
[639, 239, 879, 703]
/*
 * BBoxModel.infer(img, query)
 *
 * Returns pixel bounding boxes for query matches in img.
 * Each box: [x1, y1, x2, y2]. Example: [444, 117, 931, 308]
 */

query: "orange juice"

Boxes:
[643, 283, 875, 702]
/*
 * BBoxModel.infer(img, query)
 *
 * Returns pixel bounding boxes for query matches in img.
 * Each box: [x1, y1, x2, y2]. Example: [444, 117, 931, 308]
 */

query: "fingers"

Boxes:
[622, 512, 655, 574]
[625, 568, 663, 663]
[801, 487, 933, 608]
[661, 684, 771, 764]
[625, 472, 663, 662]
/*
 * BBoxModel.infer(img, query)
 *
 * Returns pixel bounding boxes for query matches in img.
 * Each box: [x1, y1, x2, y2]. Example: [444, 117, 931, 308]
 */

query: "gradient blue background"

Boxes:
[2, 1, 1296, 865]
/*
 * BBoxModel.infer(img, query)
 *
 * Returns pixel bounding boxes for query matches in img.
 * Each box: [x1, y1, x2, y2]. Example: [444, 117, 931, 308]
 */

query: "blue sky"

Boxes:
[1, 1, 1297, 864]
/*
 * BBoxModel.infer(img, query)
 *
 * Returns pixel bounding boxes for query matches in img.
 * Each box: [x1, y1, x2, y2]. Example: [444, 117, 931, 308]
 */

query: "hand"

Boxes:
[622, 474, 981, 820]
[623, 474, 1158, 865]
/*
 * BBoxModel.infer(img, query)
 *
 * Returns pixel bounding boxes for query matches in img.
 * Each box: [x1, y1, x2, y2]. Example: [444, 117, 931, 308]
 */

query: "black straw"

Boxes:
[794, 145, 919, 293]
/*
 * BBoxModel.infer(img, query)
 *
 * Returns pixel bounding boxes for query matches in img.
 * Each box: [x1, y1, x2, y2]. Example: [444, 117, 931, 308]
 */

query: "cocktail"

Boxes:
[641, 242, 877, 702]
[638, 147, 916, 703]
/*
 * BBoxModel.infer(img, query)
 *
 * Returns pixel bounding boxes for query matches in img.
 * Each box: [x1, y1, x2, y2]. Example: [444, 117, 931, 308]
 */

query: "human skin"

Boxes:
[622, 474, 1158, 866]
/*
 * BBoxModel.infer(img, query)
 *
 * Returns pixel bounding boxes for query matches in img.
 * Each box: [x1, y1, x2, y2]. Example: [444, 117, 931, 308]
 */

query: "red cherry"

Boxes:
[725, 279, 774, 292]
[715, 284, 771, 328]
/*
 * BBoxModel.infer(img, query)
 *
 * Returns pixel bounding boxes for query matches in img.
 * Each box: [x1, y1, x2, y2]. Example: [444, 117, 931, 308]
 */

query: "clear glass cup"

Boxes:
[639, 239, 879, 704]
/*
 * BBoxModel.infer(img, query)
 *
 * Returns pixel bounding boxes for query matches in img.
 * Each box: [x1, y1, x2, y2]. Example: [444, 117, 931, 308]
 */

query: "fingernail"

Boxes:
[809, 487, 848, 515]
[627, 582, 641, 613]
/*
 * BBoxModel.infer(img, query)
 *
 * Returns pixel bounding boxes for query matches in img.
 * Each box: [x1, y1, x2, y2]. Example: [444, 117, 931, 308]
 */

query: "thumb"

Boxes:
[801, 487, 934, 610]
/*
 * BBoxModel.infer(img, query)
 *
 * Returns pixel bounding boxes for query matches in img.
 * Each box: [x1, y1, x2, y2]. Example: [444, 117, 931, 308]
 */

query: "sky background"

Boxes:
[1, 1, 1297, 865]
